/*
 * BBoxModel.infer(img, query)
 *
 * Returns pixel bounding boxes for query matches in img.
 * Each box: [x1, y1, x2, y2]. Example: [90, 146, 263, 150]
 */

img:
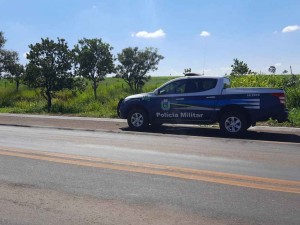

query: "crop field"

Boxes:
[0, 75, 299, 126]
[230, 75, 300, 126]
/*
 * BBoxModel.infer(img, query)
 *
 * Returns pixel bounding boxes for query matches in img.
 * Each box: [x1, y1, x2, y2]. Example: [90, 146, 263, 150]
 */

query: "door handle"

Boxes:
[176, 98, 184, 101]
[206, 96, 216, 99]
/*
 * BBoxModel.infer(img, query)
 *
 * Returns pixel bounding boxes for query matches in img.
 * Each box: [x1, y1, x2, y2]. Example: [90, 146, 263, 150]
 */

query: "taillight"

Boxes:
[272, 93, 286, 105]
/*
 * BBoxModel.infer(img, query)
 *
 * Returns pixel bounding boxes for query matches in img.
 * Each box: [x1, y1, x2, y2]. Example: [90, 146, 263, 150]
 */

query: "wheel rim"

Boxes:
[131, 113, 144, 127]
[224, 116, 242, 133]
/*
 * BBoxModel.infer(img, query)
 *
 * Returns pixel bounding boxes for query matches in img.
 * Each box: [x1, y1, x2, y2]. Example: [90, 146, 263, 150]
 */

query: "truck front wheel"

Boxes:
[127, 109, 149, 131]
[220, 111, 247, 135]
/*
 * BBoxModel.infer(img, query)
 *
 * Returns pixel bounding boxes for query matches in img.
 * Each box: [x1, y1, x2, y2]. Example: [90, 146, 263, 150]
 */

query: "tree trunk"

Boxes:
[128, 82, 134, 94]
[134, 82, 139, 94]
[93, 81, 98, 100]
[46, 90, 52, 112]
[16, 80, 20, 92]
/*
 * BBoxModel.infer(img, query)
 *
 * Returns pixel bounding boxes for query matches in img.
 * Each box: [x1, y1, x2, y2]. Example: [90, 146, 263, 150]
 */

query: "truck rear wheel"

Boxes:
[220, 111, 247, 136]
[127, 109, 149, 131]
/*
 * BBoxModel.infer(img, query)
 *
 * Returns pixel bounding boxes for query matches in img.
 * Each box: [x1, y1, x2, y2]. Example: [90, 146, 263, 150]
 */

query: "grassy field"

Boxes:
[0, 75, 299, 126]
[0, 76, 175, 117]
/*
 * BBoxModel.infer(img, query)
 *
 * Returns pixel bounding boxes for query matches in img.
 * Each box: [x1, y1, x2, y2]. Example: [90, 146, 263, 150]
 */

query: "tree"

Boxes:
[230, 58, 252, 76]
[4, 51, 25, 91]
[1, 50, 18, 78]
[116, 47, 164, 93]
[282, 70, 288, 74]
[73, 38, 114, 99]
[25, 37, 76, 112]
[0, 31, 23, 87]
[0, 31, 9, 75]
[0, 31, 5, 49]
[268, 66, 276, 74]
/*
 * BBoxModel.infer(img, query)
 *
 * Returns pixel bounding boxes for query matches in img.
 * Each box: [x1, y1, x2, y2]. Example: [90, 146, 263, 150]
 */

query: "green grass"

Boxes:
[143, 76, 175, 92]
[0, 77, 171, 118]
[0, 75, 299, 126]
[289, 108, 300, 126]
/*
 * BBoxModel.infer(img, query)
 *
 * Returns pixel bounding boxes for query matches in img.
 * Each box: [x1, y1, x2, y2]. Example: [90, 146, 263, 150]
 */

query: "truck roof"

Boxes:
[176, 75, 226, 80]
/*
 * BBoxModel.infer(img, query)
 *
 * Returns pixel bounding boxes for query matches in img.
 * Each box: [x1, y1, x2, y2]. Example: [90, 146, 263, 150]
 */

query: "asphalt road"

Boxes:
[0, 114, 299, 225]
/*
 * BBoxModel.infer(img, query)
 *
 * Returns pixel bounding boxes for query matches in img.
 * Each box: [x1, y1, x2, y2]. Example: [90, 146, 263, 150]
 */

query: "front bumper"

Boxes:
[117, 98, 124, 118]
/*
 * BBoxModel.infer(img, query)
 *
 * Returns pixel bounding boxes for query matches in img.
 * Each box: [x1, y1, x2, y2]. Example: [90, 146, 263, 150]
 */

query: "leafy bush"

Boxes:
[286, 88, 300, 109]
[289, 108, 300, 126]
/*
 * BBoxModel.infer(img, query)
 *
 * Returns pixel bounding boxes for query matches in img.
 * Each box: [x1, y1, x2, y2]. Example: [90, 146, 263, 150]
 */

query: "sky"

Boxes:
[1, 0, 300, 76]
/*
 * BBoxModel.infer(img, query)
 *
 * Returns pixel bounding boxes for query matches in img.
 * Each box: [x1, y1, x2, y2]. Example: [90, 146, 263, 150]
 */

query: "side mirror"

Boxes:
[158, 89, 166, 95]
[155, 89, 165, 95]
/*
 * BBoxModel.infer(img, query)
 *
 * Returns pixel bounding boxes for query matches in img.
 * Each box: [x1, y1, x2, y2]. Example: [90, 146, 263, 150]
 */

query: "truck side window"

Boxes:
[185, 79, 217, 93]
[158, 80, 186, 95]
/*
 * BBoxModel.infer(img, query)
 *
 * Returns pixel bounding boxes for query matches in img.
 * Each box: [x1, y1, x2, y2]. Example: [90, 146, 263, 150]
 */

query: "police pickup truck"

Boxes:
[117, 73, 288, 135]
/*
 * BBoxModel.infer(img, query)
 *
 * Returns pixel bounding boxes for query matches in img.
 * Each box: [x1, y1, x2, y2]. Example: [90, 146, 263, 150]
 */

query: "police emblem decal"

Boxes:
[161, 99, 171, 111]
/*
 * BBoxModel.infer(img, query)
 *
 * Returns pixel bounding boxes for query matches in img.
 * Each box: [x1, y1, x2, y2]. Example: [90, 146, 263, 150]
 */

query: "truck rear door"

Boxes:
[179, 78, 219, 122]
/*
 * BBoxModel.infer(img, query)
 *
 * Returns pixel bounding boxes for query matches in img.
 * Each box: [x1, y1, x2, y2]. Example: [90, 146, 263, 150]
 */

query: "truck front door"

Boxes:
[150, 78, 219, 123]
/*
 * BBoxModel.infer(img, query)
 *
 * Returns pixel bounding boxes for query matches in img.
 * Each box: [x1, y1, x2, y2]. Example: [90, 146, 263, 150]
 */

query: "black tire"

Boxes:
[127, 109, 149, 131]
[219, 111, 247, 136]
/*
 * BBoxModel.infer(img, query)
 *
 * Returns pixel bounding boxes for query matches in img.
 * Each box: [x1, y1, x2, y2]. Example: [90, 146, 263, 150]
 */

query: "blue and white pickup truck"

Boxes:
[117, 73, 288, 135]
